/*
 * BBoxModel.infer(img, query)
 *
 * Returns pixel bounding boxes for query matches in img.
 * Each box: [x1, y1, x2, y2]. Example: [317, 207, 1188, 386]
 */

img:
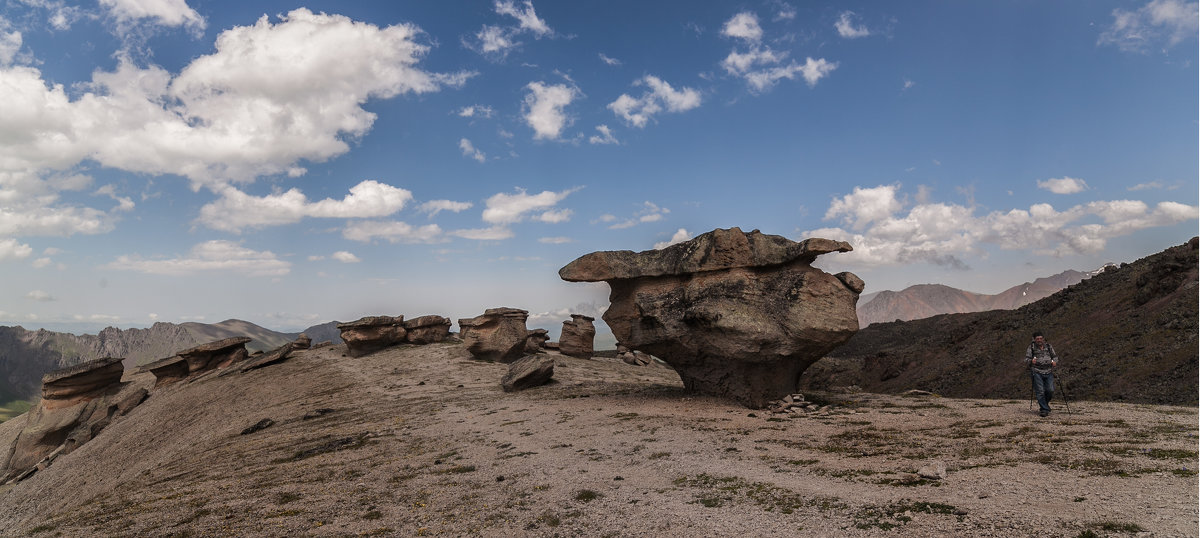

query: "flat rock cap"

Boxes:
[559, 227, 852, 282]
[337, 315, 404, 329]
[42, 357, 124, 385]
[178, 337, 253, 356]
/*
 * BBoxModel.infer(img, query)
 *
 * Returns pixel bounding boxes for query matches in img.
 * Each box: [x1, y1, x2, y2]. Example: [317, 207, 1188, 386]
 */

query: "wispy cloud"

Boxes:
[459, 138, 487, 162]
[835, 11, 870, 38]
[482, 187, 579, 224]
[1098, 0, 1199, 52]
[722, 12, 762, 42]
[607, 201, 670, 229]
[588, 125, 619, 145]
[105, 241, 291, 276]
[197, 180, 413, 233]
[599, 53, 621, 66]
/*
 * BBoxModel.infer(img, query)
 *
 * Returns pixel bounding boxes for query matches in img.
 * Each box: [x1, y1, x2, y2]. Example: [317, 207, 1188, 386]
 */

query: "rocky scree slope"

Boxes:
[805, 238, 1199, 405]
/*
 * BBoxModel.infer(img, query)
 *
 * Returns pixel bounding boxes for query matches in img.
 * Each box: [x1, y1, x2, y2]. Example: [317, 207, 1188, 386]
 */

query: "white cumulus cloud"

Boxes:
[522, 82, 577, 140]
[1037, 177, 1090, 194]
[197, 180, 413, 233]
[0, 238, 33, 260]
[805, 185, 1200, 267]
[331, 251, 361, 263]
[482, 187, 578, 224]
[654, 228, 692, 249]
[608, 75, 701, 128]
[722, 12, 762, 42]
[100, 0, 206, 33]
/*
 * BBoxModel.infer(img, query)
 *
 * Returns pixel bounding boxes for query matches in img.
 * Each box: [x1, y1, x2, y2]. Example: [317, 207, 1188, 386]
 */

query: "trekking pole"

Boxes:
[1057, 371, 1073, 416]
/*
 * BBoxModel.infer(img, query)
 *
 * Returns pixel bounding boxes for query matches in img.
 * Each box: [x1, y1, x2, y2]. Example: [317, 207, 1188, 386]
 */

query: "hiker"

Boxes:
[1024, 331, 1058, 417]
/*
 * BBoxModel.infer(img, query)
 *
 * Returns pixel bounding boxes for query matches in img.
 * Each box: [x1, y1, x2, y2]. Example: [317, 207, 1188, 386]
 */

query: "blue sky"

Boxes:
[0, 0, 1196, 337]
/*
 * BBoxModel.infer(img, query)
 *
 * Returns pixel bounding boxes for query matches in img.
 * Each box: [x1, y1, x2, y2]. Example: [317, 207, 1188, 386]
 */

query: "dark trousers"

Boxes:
[1031, 371, 1055, 414]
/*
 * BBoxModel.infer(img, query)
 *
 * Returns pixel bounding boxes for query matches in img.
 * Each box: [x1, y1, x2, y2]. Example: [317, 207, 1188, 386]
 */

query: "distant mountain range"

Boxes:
[856, 267, 1114, 327]
[0, 320, 342, 404]
[806, 238, 1199, 405]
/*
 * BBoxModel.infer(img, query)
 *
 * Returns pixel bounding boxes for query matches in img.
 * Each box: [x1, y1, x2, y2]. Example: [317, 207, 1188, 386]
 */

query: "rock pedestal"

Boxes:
[2, 358, 147, 483]
[337, 316, 407, 357]
[403, 315, 452, 344]
[460, 308, 530, 363]
[559, 315, 596, 359]
[559, 227, 863, 407]
[293, 333, 312, 350]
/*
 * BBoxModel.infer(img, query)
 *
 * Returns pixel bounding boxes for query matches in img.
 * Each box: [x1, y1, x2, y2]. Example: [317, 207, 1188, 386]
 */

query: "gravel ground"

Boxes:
[0, 341, 1196, 537]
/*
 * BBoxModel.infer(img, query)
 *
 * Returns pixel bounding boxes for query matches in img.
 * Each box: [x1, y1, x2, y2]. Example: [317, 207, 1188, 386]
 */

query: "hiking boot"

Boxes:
[1038, 410, 1049, 417]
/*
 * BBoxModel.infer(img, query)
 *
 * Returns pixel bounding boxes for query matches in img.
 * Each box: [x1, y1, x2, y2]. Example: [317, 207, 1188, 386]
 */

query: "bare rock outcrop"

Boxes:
[459, 308, 530, 363]
[402, 315, 452, 344]
[559, 315, 596, 359]
[2, 358, 147, 483]
[525, 329, 549, 353]
[142, 337, 252, 387]
[292, 333, 312, 350]
[337, 316, 407, 358]
[501, 355, 555, 392]
[559, 227, 862, 407]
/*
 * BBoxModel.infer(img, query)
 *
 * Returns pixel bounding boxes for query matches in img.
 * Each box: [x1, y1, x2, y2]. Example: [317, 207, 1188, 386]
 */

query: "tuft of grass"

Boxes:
[1087, 520, 1145, 534]
[575, 489, 601, 502]
[363, 510, 383, 520]
[648, 452, 671, 460]
[434, 464, 477, 474]
[276, 492, 302, 504]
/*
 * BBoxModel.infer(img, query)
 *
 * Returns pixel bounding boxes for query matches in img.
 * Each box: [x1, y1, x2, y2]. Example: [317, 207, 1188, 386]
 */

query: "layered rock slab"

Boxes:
[459, 308, 530, 363]
[402, 315, 452, 345]
[559, 227, 862, 407]
[337, 316, 407, 358]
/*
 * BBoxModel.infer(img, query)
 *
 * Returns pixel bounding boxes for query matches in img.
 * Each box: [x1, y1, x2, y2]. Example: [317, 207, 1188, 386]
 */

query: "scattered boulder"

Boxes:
[501, 355, 555, 392]
[293, 333, 312, 350]
[560, 227, 862, 408]
[313, 341, 333, 349]
[559, 315, 596, 359]
[337, 316, 407, 357]
[460, 308, 530, 363]
[240, 418, 275, 435]
[2, 358, 147, 483]
[403, 315, 452, 344]
[227, 343, 293, 374]
[525, 329, 550, 353]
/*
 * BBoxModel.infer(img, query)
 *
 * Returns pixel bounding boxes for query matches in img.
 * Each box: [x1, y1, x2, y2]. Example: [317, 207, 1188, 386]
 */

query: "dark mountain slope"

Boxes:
[805, 238, 1198, 405]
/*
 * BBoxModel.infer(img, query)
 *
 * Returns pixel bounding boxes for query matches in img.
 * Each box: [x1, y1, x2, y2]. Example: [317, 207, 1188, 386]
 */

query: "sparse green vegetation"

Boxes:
[1086, 520, 1145, 534]
[854, 500, 959, 530]
[276, 492, 301, 504]
[575, 489, 600, 502]
[0, 399, 32, 423]
[675, 474, 845, 515]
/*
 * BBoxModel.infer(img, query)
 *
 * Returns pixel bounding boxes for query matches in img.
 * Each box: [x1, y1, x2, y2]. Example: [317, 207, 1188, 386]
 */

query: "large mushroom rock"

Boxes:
[460, 307, 530, 363]
[525, 328, 550, 353]
[559, 227, 863, 408]
[403, 315, 452, 344]
[559, 315, 596, 359]
[2, 358, 147, 483]
[337, 316, 407, 357]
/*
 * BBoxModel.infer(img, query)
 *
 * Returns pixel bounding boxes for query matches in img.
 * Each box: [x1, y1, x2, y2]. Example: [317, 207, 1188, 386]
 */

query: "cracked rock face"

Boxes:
[559, 227, 862, 407]
[337, 316, 407, 358]
[459, 308, 530, 363]
[559, 315, 596, 359]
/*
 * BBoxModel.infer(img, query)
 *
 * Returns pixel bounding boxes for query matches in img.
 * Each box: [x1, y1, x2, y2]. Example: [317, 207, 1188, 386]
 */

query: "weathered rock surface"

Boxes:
[525, 329, 549, 353]
[501, 355, 555, 392]
[140, 337, 253, 387]
[559, 315, 596, 359]
[559, 227, 862, 407]
[337, 316, 407, 358]
[403, 315, 452, 344]
[459, 308, 530, 363]
[2, 358, 147, 483]
[293, 333, 312, 350]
